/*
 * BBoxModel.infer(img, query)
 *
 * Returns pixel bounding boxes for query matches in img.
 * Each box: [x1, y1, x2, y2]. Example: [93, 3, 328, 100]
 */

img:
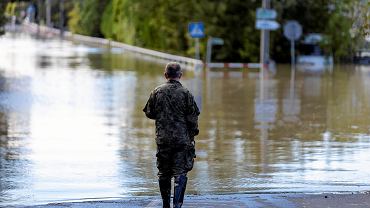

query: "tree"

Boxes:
[68, 0, 108, 37]
[0, 0, 10, 35]
[69, 0, 367, 62]
[272, 0, 368, 62]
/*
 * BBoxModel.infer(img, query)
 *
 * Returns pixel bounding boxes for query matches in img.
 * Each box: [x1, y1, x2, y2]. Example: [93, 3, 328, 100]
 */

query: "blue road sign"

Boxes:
[284, 21, 302, 41]
[256, 8, 277, 19]
[211, 37, 224, 45]
[188, 22, 205, 38]
[256, 19, 280, 30]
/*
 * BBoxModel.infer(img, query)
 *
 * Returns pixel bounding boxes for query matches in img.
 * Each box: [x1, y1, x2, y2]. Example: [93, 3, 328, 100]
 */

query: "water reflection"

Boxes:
[0, 34, 370, 206]
[283, 66, 300, 123]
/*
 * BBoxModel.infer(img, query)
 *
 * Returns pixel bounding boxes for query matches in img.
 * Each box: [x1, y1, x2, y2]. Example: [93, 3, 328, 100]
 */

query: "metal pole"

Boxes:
[291, 39, 295, 68]
[37, 0, 42, 35]
[259, 0, 270, 67]
[46, 0, 51, 27]
[289, 52, 296, 100]
[195, 38, 200, 60]
[290, 38, 296, 100]
[59, 0, 64, 37]
[206, 37, 212, 64]
[259, 0, 270, 102]
[292, 40, 295, 66]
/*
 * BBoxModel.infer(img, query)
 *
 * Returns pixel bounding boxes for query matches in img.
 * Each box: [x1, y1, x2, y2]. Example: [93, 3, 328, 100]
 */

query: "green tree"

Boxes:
[100, 0, 136, 44]
[68, 0, 108, 37]
[197, 1, 260, 62]
[272, 0, 367, 62]
[69, 0, 367, 62]
[101, 0, 195, 55]
[0, 0, 10, 35]
[100, 0, 260, 61]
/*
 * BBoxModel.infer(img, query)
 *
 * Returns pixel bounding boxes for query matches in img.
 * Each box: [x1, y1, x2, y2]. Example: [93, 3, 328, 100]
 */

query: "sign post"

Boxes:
[195, 39, 200, 60]
[59, 0, 65, 37]
[291, 39, 295, 68]
[283, 21, 302, 68]
[188, 22, 205, 60]
[206, 37, 224, 64]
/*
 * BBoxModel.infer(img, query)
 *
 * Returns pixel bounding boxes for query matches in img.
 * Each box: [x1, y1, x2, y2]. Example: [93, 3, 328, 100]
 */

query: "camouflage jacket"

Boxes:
[143, 80, 200, 145]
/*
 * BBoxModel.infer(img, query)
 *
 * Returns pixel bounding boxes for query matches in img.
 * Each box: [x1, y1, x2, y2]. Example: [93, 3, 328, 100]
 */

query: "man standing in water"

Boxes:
[143, 62, 200, 208]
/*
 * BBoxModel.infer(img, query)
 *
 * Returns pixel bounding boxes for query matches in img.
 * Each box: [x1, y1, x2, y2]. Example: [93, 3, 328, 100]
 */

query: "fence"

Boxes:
[22, 23, 204, 71]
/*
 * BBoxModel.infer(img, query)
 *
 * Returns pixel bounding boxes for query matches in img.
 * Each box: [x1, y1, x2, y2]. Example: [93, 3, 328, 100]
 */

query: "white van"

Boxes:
[297, 33, 333, 72]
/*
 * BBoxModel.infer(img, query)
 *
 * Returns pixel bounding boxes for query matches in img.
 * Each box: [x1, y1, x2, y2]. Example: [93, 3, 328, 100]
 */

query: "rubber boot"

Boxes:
[173, 175, 188, 208]
[159, 178, 171, 208]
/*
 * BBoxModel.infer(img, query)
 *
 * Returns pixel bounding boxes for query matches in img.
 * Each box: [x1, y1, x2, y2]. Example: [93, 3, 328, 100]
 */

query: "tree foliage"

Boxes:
[270, 0, 369, 62]
[0, 0, 10, 35]
[68, 0, 107, 37]
[67, 0, 368, 62]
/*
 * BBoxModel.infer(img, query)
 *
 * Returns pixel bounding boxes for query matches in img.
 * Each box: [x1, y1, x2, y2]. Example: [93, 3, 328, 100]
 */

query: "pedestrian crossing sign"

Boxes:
[188, 22, 205, 38]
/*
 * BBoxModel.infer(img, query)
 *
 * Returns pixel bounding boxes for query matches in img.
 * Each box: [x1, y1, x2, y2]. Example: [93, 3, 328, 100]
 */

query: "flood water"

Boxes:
[1, 33, 370, 206]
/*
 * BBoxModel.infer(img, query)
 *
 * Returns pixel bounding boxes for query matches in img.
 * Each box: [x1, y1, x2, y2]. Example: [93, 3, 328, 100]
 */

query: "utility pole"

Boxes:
[260, 0, 270, 67]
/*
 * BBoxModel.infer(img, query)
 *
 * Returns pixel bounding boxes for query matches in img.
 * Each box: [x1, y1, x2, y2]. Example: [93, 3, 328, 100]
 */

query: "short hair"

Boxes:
[165, 62, 182, 78]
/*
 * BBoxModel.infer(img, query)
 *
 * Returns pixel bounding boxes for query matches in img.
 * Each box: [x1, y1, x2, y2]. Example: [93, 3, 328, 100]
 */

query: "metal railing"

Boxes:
[22, 23, 204, 70]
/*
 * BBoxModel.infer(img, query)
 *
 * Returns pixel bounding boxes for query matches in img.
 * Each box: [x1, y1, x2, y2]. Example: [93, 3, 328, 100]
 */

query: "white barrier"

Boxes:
[22, 23, 203, 70]
[206, 62, 262, 69]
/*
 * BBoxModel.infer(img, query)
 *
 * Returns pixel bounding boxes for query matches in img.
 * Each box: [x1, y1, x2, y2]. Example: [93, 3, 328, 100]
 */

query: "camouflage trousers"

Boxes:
[156, 143, 196, 179]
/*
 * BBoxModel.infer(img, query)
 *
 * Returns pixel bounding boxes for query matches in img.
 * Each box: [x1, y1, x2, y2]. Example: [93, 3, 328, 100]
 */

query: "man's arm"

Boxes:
[143, 91, 156, 119]
[186, 92, 200, 137]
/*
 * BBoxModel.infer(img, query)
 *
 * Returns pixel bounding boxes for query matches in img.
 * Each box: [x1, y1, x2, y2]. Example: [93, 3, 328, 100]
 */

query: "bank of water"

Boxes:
[1, 33, 370, 206]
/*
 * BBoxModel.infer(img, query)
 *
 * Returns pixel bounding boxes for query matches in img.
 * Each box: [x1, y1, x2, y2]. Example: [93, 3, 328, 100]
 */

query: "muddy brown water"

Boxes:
[0, 34, 370, 206]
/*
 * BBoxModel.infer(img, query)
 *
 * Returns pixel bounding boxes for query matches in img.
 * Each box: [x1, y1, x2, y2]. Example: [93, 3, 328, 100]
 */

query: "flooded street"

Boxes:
[1, 34, 370, 206]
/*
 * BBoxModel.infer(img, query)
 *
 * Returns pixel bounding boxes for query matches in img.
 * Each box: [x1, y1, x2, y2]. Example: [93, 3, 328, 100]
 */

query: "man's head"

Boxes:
[164, 62, 182, 80]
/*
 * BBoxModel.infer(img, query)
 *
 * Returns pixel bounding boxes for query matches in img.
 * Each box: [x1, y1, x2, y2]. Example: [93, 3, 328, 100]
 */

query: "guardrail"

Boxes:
[22, 23, 203, 70]
[206, 62, 262, 69]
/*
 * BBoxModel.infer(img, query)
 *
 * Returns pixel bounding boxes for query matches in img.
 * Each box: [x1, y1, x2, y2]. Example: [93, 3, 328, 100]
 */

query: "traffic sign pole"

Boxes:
[206, 37, 212, 64]
[260, 0, 271, 68]
[206, 37, 224, 64]
[195, 38, 200, 60]
[59, 0, 65, 38]
[291, 39, 295, 70]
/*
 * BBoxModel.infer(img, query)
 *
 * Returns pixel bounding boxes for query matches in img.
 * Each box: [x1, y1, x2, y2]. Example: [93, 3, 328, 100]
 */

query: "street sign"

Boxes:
[256, 19, 280, 30]
[188, 22, 205, 38]
[206, 37, 224, 63]
[284, 21, 302, 41]
[211, 37, 224, 45]
[256, 8, 277, 19]
[283, 20, 303, 68]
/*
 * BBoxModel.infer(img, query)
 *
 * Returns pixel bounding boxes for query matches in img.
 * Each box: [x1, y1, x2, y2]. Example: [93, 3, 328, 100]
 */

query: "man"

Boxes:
[143, 62, 200, 208]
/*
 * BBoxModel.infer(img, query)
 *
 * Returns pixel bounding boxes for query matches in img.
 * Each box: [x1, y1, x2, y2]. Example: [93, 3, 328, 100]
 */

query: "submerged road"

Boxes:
[2, 32, 370, 207]
[20, 193, 370, 208]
